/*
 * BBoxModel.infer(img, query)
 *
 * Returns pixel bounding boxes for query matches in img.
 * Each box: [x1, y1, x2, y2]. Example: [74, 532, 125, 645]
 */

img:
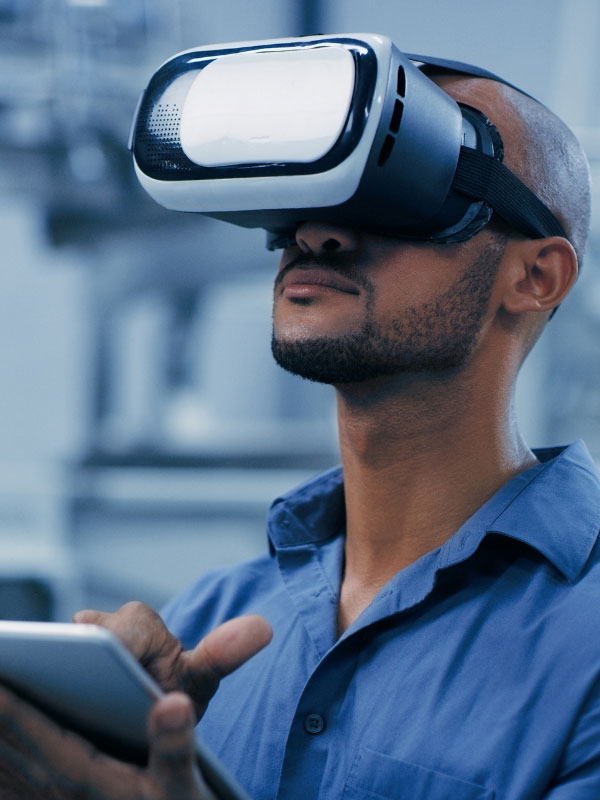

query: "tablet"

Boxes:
[0, 620, 250, 800]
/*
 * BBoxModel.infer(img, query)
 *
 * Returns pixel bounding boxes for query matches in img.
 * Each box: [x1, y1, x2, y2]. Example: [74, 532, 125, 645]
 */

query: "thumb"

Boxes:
[183, 615, 272, 716]
[147, 693, 215, 799]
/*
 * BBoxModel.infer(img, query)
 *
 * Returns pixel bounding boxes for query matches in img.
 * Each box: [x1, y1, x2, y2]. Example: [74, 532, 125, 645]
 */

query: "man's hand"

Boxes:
[0, 684, 216, 799]
[73, 602, 272, 719]
[0, 606, 272, 798]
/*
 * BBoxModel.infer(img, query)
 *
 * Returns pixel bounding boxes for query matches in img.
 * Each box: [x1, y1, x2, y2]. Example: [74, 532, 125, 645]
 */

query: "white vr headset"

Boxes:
[129, 33, 567, 249]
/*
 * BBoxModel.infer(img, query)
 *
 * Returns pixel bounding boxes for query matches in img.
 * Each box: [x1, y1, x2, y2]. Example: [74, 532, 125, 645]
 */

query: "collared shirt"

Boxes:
[162, 440, 600, 800]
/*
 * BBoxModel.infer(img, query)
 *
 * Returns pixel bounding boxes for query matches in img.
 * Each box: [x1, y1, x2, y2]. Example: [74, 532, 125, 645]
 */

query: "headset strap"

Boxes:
[406, 54, 538, 102]
[452, 147, 567, 239]
[406, 55, 566, 240]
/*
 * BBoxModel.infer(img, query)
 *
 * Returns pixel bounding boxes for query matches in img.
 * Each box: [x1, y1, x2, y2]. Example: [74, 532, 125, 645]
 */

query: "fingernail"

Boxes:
[159, 699, 192, 731]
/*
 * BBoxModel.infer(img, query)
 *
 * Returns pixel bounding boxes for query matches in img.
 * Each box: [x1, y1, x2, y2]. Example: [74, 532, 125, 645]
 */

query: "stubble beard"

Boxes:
[270, 241, 505, 385]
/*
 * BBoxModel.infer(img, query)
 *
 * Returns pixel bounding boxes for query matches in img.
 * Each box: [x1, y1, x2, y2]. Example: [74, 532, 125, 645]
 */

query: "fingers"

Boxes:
[74, 605, 273, 720]
[0, 685, 142, 800]
[147, 693, 216, 800]
[74, 603, 184, 690]
[183, 615, 272, 716]
[0, 686, 214, 800]
[73, 602, 172, 661]
[191, 615, 273, 678]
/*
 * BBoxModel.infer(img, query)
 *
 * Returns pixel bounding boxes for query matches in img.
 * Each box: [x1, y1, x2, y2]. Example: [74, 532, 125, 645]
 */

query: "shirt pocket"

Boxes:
[341, 746, 495, 800]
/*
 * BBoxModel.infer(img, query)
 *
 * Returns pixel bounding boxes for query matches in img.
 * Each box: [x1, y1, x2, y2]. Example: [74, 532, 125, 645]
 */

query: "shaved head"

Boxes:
[428, 73, 592, 270]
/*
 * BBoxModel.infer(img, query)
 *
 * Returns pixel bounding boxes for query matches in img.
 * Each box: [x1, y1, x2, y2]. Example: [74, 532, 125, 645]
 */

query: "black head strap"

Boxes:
[453, 147, 567, 239]
[408, 54, 567, 241]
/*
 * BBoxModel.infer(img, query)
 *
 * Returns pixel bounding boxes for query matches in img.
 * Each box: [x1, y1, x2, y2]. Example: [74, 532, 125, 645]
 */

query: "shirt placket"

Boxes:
[272, 530, 449, 799]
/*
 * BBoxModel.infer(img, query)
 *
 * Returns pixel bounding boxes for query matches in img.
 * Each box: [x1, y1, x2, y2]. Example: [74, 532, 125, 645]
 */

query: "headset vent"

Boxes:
[377, 65, 406, 167]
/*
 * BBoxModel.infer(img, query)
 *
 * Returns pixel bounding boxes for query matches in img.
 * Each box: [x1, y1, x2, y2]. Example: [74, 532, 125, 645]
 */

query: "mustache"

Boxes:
[274, 252, 372, 291]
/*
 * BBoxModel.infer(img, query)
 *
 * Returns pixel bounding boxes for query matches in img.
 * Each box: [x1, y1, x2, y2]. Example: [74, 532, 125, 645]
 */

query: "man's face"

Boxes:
[271, 228, 506, 385]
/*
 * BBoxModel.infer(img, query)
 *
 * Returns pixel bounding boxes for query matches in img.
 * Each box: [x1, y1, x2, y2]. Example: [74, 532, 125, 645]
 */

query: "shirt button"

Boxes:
[304, 713, 325, 734]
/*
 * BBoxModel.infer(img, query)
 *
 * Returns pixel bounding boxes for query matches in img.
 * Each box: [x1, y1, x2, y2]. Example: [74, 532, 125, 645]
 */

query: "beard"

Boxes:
[271, 240, 505, 385]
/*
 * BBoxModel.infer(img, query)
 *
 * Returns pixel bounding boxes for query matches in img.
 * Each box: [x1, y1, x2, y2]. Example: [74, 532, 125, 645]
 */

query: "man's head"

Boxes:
[271, 73, 591, 387]
[429, 72, 591, 270]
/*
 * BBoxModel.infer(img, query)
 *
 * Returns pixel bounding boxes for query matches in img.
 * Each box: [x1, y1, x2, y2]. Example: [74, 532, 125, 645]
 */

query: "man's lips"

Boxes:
[280, 267, 361, 298]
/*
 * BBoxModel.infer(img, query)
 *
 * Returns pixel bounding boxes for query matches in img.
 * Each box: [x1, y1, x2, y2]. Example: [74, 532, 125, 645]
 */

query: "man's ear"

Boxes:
[501, 236, 578, 315]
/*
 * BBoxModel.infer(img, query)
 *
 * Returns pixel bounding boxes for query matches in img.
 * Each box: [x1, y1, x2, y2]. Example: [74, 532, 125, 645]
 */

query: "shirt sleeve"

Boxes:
[159, 568, 231, 649]
[160, 553, 276, 649]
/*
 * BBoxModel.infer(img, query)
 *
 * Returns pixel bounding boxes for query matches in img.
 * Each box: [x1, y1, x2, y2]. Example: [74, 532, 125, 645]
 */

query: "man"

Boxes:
[0, 63, 597, 798]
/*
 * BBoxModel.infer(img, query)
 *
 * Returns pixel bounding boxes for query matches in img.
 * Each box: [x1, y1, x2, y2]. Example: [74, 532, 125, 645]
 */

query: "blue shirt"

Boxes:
[162, 441, 600, 799]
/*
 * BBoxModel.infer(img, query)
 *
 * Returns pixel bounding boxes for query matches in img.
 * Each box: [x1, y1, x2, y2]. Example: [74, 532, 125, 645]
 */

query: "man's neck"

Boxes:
[334, 367, 538, 634]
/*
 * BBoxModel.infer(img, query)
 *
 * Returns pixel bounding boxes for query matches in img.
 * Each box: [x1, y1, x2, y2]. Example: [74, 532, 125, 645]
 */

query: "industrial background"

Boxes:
[0, 0, 598, 620]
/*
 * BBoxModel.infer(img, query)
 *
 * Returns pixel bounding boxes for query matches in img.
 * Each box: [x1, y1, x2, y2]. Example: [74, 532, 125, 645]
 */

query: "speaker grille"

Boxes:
[136, 102, 196, 175]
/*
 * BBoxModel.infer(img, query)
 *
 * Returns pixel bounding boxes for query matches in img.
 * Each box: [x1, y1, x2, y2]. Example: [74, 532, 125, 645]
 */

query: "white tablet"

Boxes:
[0, 620, 250, 800]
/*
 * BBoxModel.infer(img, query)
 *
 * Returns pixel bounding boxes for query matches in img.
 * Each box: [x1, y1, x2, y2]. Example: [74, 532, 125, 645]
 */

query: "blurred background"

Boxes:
[0, 0, 598, 621]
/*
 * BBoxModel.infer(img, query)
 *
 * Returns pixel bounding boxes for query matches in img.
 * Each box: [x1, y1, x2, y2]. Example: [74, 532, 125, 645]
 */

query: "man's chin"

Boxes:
[270, 331, 475, 386]
[271, 335, 389, 385]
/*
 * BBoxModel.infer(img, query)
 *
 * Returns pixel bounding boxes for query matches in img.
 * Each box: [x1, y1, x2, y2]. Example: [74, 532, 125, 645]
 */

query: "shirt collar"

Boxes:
[440, 440, 600, 582]
[267, 441, 600, 581]
[268, 464, 345, 551]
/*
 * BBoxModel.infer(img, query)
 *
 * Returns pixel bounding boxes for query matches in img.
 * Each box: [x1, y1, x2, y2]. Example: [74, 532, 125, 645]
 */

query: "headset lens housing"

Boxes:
[180, 47, 356, 167]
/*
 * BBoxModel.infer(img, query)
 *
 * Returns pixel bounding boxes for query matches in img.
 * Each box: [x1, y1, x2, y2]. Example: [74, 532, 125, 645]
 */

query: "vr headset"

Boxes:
[129, 33, 567, 250]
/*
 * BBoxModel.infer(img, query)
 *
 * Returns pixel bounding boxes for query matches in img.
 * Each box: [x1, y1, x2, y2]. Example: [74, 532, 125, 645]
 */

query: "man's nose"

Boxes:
[294, 222, 359, 255]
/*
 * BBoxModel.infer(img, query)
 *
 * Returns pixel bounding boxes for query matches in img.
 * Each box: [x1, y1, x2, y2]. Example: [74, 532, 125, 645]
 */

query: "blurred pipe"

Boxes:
[298, 0, 323, 35]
